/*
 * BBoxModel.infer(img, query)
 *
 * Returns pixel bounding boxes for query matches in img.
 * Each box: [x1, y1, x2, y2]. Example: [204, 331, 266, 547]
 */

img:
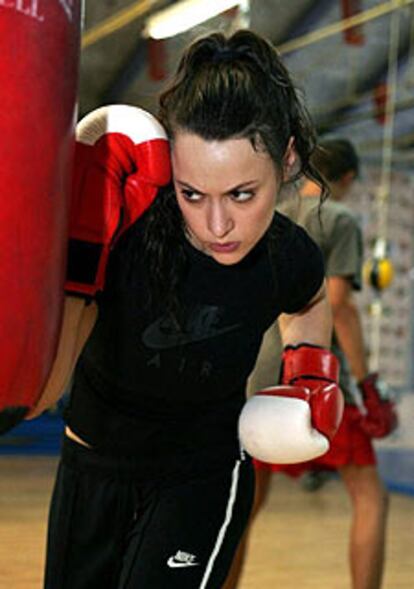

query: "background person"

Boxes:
[228, 139, 392, 589]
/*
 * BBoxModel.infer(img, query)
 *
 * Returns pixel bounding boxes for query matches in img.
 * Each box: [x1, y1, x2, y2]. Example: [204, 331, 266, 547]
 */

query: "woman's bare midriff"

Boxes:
[65, 426, 92, 448]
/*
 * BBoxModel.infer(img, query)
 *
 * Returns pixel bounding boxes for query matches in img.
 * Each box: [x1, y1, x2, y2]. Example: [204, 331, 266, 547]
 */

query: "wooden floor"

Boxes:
[238, 474, 414, 589]
[0, 457, 57, 589]
[1, 458, 414, 588]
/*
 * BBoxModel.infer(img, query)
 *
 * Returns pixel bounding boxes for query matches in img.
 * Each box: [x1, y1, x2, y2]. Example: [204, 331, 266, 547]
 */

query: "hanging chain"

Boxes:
[377, 7, 401, 242]
[369, 7, 401, 372]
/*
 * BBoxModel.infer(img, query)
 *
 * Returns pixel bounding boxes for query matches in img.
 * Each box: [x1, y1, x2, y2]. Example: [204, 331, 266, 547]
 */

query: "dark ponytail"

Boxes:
[159, 30, 323, 184]
[143, 185, 187, 326]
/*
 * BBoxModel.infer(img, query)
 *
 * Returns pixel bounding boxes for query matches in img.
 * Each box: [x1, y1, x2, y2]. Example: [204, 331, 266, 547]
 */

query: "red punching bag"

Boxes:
[0, 1, 82, 433]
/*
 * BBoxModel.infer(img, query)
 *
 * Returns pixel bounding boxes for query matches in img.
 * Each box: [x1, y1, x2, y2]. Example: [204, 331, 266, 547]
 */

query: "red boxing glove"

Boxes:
[65, 104, 171, 297]
[238, 345, 344, 464]
[357, 373, 398, 438]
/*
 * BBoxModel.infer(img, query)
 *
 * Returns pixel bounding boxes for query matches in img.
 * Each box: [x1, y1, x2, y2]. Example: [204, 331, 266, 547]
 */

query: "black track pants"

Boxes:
[44, 437, 254, 589]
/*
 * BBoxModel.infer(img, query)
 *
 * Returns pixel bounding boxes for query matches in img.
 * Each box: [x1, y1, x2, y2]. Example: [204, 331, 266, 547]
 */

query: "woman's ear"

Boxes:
[283, 137, 297, 181]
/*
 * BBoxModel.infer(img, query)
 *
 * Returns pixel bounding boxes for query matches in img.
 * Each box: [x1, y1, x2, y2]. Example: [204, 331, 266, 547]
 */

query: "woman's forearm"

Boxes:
[278, 284, 333, 349]
[332, 300, 368, 382]
[26, 297, 97, 418]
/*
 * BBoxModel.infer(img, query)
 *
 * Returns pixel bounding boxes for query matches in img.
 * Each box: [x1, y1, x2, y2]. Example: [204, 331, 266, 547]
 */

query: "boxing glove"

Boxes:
[357, 373, 398, 438]
[238, 344, 344, 463]
[65, 104, 171, 297]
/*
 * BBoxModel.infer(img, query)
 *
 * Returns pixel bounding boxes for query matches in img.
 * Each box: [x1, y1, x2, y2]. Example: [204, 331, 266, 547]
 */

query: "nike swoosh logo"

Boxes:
[142, 318, 240, 349]
[167, 557, 200, 568]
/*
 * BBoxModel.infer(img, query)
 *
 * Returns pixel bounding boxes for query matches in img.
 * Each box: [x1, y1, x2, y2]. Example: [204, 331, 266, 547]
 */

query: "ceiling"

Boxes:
[79, 0, 414, 169]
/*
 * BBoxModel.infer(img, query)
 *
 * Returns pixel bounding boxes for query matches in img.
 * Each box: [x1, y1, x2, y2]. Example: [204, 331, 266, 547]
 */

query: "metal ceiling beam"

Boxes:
[314, 28, 412, 130]
[82, 0, 166, 49]
[100, 40, 148, 106]
[277, 0, 414, 54]
[93, 1, 175, 106]
[317, 96, 414, 133]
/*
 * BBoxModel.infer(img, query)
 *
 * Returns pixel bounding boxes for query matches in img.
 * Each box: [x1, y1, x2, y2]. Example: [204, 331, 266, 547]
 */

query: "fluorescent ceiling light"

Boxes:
[144, 0, 243, 40]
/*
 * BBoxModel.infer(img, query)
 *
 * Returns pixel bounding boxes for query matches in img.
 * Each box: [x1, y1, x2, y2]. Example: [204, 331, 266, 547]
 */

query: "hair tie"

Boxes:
[211, 47, 240, 63]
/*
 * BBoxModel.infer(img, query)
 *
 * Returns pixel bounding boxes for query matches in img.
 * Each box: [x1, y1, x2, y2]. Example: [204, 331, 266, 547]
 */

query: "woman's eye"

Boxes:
[231, 190, 254, 202]
[181, 189, 203, 202]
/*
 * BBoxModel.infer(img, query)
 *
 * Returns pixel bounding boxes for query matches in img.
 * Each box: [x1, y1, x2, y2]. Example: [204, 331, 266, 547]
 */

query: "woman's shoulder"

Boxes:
[269, 211, 310, 252]
[267, 212, 324, 313]
[267, 211, 323, 276]
[113, 207, 150, 256]
[103, 209, 151, 291]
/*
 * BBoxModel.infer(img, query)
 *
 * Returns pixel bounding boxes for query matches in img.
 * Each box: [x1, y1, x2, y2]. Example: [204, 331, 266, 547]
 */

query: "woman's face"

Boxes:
[172, 132, 281, 265]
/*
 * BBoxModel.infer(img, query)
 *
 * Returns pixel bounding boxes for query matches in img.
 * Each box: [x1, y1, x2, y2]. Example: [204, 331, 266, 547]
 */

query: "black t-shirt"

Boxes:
[66, 211, 324, 468]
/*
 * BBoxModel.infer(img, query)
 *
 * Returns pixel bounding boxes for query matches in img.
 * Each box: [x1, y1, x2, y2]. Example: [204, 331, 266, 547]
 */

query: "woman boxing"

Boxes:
[31, 29, 342, 589]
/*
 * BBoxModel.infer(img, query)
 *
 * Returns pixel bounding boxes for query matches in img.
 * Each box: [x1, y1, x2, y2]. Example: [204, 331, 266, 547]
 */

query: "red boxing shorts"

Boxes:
[254, 404, 376, 476]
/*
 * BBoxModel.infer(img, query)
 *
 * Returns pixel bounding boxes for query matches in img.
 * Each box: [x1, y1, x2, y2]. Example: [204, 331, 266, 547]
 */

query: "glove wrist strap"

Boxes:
[281, 344, 339, 385]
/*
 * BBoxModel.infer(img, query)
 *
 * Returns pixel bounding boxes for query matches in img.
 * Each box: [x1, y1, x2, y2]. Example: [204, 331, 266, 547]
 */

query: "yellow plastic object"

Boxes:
[363, 257, 394, 291]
